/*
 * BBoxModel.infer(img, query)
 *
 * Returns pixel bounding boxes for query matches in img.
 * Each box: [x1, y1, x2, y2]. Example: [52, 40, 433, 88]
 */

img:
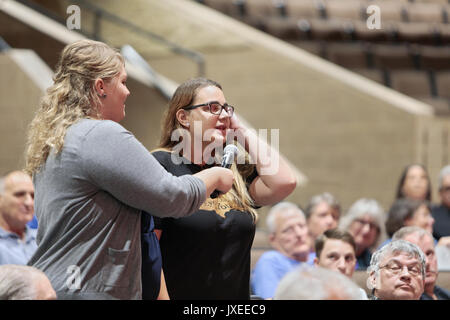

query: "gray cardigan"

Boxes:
[28, 119, 206, 300]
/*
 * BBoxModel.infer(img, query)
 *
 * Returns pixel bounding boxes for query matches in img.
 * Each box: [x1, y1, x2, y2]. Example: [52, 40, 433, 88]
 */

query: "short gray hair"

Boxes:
[438, 165, 450, 190]
[0, 265, 46, 300]
[274, 265, 364, 300]
[392, 226, 434, 243]
[339, 198, 386, 248]
[266, 201, 305, 234]
[305, 192, 340, 220]
[367, 240, 426, 290]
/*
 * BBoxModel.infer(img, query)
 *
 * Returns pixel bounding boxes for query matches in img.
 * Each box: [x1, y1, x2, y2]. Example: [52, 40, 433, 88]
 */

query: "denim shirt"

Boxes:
[0, 226, 37, 265]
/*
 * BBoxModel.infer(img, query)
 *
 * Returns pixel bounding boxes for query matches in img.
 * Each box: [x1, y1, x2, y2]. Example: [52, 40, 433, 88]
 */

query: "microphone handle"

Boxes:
[210, 162, 232, 199]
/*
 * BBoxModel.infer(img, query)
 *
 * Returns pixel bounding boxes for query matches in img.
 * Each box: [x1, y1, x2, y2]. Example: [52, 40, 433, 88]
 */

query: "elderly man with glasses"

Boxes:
[367, 240, 426, 300]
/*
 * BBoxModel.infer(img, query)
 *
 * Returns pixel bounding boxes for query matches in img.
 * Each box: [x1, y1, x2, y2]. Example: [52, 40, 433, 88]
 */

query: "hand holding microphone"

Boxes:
[210, 144, 238, 199]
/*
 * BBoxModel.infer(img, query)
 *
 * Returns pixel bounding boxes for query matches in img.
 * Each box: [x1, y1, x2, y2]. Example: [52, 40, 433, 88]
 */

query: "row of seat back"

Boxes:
[291, 41, 450, 71]
[201, 0, 450, 24]
[260, 16, 450, 45]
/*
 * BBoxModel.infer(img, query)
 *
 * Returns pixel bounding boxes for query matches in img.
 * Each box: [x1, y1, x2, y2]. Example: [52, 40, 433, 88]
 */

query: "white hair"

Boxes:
[266, 201, 305, 234]
[305, 192, 340, 220]
[0, 265, 46, 300]
[339, 198, 386, 248]
[392, 226, 434, 243]
[438, 165, 450, 190]
[274, 265, 365, 300]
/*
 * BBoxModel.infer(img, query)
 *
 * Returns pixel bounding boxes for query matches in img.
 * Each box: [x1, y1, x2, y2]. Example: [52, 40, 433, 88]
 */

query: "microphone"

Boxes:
[210, 144, 238, 199]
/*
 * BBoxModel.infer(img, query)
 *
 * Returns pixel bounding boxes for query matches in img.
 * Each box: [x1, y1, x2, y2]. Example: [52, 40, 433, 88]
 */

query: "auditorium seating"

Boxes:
[194, 0, 450, 116]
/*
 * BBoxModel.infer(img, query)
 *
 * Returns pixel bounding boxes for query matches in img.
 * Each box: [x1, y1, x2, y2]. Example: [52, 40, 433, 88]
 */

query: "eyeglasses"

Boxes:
[379, 262, 422, 277]
[183, 101, 234, 117]
[354, 219, 379, 231]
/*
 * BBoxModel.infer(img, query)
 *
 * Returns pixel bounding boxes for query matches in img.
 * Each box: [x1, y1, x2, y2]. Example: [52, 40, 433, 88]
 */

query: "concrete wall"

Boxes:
[0, 50, 50, 175]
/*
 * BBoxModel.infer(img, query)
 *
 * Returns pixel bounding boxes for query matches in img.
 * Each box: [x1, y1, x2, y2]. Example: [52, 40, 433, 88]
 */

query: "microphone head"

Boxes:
[221, 144, 239, 168]
[223, 144, 238, 156]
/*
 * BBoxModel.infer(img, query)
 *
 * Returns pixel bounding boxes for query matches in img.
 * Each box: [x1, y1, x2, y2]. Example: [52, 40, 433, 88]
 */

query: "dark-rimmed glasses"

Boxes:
[183, 101, 234, 117]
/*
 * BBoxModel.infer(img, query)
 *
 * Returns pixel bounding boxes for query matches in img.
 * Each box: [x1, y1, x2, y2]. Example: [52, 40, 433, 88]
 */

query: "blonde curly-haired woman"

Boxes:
[24, 40, 233, 300]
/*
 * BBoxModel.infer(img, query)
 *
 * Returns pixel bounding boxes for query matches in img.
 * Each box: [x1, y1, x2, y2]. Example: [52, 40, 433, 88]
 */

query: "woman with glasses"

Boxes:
[339, 198, 386, 270]
[378, 198, 435, 251]
[146, 78, 297, 299]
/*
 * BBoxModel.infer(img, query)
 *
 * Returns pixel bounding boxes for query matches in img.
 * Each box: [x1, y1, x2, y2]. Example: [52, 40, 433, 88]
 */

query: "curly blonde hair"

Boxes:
[158, 78, 257, 221]
[25, 39, 124, 175]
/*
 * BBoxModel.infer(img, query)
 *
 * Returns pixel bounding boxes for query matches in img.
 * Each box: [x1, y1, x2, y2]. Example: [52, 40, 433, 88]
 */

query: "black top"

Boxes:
[420, 285, 450, 300]
[356, 249, 372, 270]
[152, 151, 257, 300]
[431, 204, 450, 240]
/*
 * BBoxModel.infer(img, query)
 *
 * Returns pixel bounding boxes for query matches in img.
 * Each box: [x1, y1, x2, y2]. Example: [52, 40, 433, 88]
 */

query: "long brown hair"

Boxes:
[25, 40, 124, 175]
[158, 78, 257, 221]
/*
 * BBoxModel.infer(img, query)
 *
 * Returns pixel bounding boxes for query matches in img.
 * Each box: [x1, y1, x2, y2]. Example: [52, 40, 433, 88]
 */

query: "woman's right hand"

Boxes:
[193, 167, 234, 197]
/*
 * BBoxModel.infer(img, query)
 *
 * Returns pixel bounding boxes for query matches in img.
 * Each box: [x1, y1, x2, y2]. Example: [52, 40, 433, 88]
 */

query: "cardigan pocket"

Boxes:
[101, 247, 130, 288]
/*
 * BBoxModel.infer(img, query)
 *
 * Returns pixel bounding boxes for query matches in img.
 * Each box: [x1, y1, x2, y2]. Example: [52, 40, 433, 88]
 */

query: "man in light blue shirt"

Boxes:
[251, 202, 310, 299]
[0, 171, 37, 265]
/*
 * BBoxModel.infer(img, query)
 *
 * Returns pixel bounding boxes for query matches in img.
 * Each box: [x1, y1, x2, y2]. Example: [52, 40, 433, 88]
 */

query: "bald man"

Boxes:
[0, 171, 37, 265]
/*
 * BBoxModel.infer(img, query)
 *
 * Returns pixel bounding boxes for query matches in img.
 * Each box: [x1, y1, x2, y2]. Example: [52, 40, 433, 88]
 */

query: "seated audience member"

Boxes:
[0, 264, 56, 300]
[274, 265, 364, 300]
[314, 229, 357, 278]
[251, 202, 309, 299]
[393, 226, 450, 300]
[339, 198, 386, 269]
[314, 229, 368, 299]
[0, 171, 37, 265]
[367, 240, 426, 300]
[396, 164, 431, 202]
[432, 165, 450, 240]
[304, 192, 340, 263]
[383, 198, 434, 247]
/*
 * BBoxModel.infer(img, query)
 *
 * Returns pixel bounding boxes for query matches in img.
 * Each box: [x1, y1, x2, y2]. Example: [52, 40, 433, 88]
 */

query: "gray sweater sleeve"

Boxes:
[80, 120, 206, 218]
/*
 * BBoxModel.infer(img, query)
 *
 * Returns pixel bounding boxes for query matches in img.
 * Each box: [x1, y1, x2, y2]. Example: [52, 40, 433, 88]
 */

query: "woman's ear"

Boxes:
[94, 78, 106, 98]
[176, 109, 190, 128]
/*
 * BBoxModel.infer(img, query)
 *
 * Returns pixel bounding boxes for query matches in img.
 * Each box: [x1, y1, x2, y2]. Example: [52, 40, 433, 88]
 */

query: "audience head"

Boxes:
[385, 198, 434, 238]
[305, 192, 340, 244]
[367, 240, 426, 300]
[396, 164, 431, 201]
[438, 165, 450, 208]
[0, 171, 34, 236]
[266, 202, 309, 262]
[0, 265, 56, 300]
[159, 77, 226, 150]
[339, 198, 385, 256]
[314, 229, 356, 278]
[393, 226, 438, 295]
[274, 265, 364, 300]
[25, 39, 126, 176]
